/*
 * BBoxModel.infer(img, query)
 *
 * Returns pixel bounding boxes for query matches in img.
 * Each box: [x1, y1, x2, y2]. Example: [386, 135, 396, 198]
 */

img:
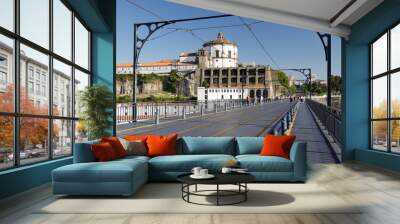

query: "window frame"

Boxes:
[0, 0, 92, 171]
[370, 20, 400, 154]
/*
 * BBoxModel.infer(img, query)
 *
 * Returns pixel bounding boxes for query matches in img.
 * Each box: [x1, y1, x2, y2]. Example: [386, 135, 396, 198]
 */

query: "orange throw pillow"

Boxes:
[101, 137, 127, 158]
[260, 135, 296, 159]
[146, 134, 178, 157]
[91, 142, 117, 162]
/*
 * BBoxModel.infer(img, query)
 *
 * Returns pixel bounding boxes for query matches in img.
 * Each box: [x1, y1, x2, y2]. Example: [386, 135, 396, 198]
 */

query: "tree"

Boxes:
[288, 85, 297, 95]
[162, 71, 182, 93]
[372, 100, 387, 141]
[0, 85, 59, 150]
[331, 75, 341, 95]
[301, 82, 327, 96]
[372, 99, 400, 144]
[276, 70, 297, 96]
[276, 71, 289, 89]
[79, 84, 114, 140]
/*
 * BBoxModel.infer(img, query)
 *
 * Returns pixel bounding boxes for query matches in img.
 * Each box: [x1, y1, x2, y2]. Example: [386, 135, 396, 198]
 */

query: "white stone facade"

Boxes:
[197, 87, 249, 101]
[0, 42, 73, 117]
[116, 61, 197, 76]
[198, 33, 238, 69]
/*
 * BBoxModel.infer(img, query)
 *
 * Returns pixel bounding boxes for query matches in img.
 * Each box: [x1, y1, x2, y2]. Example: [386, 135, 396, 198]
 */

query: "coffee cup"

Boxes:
[221, 167, 232, 174]
[200, 169, 208, 176]
[191, 167, 202, 176]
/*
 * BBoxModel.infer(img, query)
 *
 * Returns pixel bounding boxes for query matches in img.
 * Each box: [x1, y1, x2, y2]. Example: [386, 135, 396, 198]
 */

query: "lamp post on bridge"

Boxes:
[132, 14, 233, 122]
[316, 32, 332, 107]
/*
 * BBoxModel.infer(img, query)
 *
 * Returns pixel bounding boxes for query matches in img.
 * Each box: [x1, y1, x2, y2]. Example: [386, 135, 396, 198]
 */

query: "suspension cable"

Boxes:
[239, 17, 281, 70]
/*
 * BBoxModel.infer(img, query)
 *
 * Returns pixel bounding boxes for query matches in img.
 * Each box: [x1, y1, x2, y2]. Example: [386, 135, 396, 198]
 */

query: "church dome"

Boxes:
[203, 32, 236, 47]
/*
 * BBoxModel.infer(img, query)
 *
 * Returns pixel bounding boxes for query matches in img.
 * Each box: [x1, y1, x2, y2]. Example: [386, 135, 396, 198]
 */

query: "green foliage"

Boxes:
[79, 84, 114, 140]
[162, 71, 182, 93]
[138, 73, 162, 85]
[137, 94, 193, 103]
[116, 74, 133, 82]
[313, 82, 327, 96]
[276, 71, 290, 89]
[288, 85, 297, 95]
[302, 82, 327, 96]
[276, 70, 297, 95]
[300, 76, 341, 96]
[331, 75, 341, 94]
[116, 94, 132, 103]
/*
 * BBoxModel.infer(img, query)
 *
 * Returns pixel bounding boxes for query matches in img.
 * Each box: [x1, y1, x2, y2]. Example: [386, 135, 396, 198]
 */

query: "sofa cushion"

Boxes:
[147, 134, 178, 157]
[181, 137, 235, 155]
[119, 138, 147, 156]
[53, 158, 147, 183]
[149, 154, 235, 172]
[235, 137, 264, 155]
[101, 137, 127, 158]
[91, 142, 118, 162]
[73, 140, 100, 163]
[260, 135, 296, 159]
[236, 155, 293, 172]
[116, 155, 150, 163]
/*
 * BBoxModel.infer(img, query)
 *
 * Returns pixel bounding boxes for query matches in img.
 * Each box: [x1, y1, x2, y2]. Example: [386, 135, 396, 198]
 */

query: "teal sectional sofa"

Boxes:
[52, 137, 307, 196]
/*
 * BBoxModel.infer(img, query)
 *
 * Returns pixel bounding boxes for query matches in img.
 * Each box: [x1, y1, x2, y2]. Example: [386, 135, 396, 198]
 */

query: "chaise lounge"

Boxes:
[52, 137, 307, 196]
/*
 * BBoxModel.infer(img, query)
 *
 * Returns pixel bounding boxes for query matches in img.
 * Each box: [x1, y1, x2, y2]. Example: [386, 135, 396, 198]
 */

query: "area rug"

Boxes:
[37, 183, 362, 214]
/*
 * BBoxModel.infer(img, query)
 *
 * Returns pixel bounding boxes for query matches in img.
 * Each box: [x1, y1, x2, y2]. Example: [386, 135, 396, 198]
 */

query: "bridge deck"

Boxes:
[117, 100, 339, 164]
[117, 101, 294, 137]
[291, 103, 338, 164]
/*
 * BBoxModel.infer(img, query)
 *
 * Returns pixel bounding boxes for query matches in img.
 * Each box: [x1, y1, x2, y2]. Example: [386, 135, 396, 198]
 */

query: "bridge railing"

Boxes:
[265, 101, 299, 135]
[306, 99, 342, 144]
[116, 98, 278, 124]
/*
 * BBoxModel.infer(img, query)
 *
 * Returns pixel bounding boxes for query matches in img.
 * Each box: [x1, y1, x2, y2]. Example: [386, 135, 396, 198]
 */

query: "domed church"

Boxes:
[198, 32, 238, 68]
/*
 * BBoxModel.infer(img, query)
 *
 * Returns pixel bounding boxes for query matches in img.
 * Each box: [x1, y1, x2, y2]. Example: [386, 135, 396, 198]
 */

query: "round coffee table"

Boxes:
[177, 173, 255, 206]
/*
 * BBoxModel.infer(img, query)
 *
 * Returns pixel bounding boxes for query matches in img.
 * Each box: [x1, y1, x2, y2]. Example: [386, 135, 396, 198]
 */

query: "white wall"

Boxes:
[201, 43, 238, 68]
[197, 87, 249, 101]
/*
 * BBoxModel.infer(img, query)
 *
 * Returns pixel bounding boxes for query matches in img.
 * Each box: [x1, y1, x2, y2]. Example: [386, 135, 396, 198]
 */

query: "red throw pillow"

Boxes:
[91, 142, 117, 162]
[101, 137, 126, 158]
[260, 135, 296, 159]
[146, 134, 178, 157]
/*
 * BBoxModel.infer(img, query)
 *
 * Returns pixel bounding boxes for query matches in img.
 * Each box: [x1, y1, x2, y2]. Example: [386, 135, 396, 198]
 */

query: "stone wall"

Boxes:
[141, 79, 163, 94]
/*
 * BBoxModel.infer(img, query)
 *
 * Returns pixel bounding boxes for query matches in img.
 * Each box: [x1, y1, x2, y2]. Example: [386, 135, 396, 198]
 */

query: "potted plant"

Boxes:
[79, 84, 114, 140]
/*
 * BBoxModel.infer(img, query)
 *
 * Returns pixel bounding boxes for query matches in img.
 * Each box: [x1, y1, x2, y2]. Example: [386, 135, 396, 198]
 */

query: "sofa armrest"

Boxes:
[289, 142, 307, 181]
[73, 140, 100, 163]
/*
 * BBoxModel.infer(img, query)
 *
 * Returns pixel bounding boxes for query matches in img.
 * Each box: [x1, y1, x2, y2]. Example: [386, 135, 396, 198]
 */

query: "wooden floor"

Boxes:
[1, 162, 400, 224]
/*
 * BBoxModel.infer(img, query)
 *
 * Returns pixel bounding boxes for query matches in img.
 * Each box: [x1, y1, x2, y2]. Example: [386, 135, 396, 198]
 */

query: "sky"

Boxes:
[117, 0, 342, 80]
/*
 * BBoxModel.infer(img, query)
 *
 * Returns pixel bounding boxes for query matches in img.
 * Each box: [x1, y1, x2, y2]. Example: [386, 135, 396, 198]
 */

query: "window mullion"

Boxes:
[48, 0, 54, 160]
[370, 45, 373, 149]
[71, 10, 76, 154]
[13, 0, 21, 167]
[388, 30, 391, 152]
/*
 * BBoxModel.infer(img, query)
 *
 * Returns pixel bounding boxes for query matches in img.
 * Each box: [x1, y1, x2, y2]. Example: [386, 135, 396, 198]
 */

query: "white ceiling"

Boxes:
[169, 0, 384, 37]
